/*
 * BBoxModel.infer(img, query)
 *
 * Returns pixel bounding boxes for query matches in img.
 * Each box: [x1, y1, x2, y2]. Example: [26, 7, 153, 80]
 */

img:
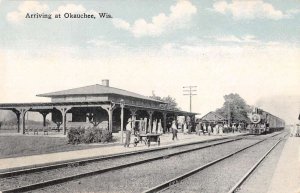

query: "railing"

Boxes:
[24, 126, 62, 135]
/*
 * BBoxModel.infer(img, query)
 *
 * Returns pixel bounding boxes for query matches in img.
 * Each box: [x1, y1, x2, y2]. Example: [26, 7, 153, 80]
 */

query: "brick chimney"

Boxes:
[102, 79, 109, 87]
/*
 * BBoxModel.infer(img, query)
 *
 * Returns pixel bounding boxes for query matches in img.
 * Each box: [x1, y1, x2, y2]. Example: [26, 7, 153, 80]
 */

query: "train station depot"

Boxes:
[0, 80, 197, 135]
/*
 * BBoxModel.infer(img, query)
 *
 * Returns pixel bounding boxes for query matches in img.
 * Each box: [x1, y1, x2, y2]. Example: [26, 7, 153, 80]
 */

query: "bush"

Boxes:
[93, 128, 103, 143]
[83, 127, 95, 144]
[68, 126, 112, 145]
[67, 127, 85, 145]
[101, 129, 113, 143]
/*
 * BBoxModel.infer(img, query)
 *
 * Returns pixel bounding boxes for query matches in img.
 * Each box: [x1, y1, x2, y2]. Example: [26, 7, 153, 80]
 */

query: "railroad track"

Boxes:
[142, 131, 287, 193]
[226, 133, 289, 193]
[0, 134, 247, 177]
[0, 134, 249, 193]
[226, 141, 281, 193]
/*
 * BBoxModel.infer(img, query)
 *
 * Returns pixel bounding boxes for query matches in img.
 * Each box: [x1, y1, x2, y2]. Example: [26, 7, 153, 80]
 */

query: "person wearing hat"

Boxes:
[124, 118, 133, 147]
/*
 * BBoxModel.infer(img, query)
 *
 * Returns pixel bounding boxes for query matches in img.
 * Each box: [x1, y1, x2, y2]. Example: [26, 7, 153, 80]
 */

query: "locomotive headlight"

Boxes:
[251, 114, 261, 124]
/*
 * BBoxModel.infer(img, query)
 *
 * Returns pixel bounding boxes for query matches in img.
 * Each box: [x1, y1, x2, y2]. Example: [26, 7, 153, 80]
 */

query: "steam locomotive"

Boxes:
[248, 108, 285, 135]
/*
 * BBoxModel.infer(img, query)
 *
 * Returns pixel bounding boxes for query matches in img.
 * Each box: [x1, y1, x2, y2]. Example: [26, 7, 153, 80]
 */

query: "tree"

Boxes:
[215, 93, 251, 124]
[0, 111, 17, 124]
[149, 94, 181, 111]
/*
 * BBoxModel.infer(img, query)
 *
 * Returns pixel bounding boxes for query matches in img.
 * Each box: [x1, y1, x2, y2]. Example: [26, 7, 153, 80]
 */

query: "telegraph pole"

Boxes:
[227, 102, 231, 126]
[183, 86, 197, 112]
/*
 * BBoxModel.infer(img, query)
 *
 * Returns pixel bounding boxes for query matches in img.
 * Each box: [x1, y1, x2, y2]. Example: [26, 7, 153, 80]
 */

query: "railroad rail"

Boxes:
[0, 134, 248, 178]
[142, 131, 286, 193]
[227, 133, 289, 193]
[0, 135, 248, 193]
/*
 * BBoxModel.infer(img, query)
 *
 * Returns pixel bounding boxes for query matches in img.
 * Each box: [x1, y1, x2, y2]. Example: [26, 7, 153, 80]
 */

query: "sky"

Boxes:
[0, 0, 299, 124]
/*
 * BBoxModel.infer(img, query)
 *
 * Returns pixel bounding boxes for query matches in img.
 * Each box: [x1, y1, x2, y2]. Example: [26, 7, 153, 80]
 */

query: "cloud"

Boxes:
[213, 0, 286, 20]
[52, 4, 86, 14]
[1, 38, 299, 120]
[286, 9, 300, 17]
[112, 0, 197, 37]
[213, 34, 259, 43]
[86, 36, 124, 49]
[51, 3, 97, 16]
[112, 18, 130, 30]
[7, 1, 49, 23]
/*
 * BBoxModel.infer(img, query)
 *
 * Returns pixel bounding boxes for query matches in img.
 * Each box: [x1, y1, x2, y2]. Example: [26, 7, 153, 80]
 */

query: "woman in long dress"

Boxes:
[207, 124, 212, 135]
[232, 124, 236, 133]
[157, 119, 163, 134]
[213, 124, 218, 135]
[144, 118, 148, 133]
[219, 124, 224, 135]
[139, 118, 143, 133]
[183, 122, 188, 134]
[203, 123, 207, 135]
[196, 122, 201, 135]
[141, 118, 145, 133]
[152, 119, 157, 133]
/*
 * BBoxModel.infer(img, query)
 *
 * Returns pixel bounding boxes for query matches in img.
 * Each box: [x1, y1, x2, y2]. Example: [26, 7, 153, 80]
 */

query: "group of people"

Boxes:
[175, 122, 244, 136]
[123, 118, 245, 147]
[123, 117, 164, 147]
[170, 120, 194, 140]
[181, 122, 192, 135]
[170, 121, 244, 141]
[195, 123, 224, 135]
[131, 117, 163, 134]
[170, 121, 237, 140]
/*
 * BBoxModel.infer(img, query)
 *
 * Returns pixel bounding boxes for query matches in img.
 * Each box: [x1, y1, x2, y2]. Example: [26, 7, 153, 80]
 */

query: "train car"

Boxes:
[248, 108, 285, 135]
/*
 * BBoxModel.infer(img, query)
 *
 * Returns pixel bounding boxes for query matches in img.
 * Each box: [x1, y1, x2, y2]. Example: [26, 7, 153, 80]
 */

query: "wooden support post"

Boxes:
[57, 107, 71, 135]
[191, 115, 196, 131]
[63, 113, 66, 134]
[40, 111, 49, 127]
[15, 108, 30, 134]
[120, 105, 125, 143]
[147, 110, 154, 134]
[16, 113, 20, 132]
[163, 112, 167, 133]
[102, 103, 116, 132]
[108, 109, 113, 131]
[129, 108, 137, 129]
[12, 109, 21, 133]
[43, 115, 46, 127]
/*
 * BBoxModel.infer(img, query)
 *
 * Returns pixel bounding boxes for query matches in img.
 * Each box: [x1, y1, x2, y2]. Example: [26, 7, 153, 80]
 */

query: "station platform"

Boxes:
[267, 136, 300, 193]
[0, 132, 244, 172]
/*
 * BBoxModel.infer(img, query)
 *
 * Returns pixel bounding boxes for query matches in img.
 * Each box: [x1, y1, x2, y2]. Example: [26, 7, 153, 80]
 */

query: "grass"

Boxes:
[0, 135, 117, 159]
[0, 129, 18, 134]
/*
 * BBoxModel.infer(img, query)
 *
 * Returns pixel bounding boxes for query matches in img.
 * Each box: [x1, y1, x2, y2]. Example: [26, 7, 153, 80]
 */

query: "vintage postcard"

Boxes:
[0, 1, 299, 193]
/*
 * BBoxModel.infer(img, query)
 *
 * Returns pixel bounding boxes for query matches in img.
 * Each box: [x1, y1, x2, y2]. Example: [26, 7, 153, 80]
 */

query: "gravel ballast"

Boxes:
[161, 134, 286, 193]
[0, 137, 242, 190]
[237, 139, 286, 193]
[28, 138, 262, 193]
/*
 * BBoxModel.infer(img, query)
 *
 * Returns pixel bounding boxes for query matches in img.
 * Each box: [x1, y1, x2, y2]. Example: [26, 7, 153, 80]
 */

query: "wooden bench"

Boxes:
[51, 126, 61, 132]
[43, 127, 51, 135]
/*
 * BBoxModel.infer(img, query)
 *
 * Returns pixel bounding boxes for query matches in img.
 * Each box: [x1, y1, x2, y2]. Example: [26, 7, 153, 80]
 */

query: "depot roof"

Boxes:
[37, 84, 165, 103]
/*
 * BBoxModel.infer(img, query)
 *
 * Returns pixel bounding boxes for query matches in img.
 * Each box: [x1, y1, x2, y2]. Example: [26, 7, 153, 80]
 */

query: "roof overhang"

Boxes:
[0, 101, 197, 116]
